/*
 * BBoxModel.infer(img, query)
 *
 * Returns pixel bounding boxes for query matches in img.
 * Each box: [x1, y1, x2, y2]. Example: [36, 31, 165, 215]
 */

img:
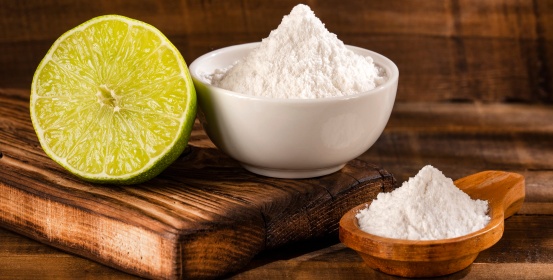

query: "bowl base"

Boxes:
[241, 164, 346, 179]
[359, 252, 478, 278]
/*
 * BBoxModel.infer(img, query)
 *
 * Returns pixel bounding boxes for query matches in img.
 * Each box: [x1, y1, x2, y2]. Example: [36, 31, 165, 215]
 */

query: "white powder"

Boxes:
[356, 165, 490, 240]
[208, 4, 387, 99]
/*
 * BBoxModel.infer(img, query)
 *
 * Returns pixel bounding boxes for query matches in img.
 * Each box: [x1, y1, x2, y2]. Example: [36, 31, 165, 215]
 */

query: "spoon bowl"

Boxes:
[339, 171, 525, 277]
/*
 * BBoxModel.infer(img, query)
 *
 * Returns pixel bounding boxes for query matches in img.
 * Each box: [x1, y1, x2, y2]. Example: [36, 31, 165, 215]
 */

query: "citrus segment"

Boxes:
[30, 15, 196, 184]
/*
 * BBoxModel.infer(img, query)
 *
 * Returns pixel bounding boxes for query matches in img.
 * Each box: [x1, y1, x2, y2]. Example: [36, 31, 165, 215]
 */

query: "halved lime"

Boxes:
[30, 15, 196, 184]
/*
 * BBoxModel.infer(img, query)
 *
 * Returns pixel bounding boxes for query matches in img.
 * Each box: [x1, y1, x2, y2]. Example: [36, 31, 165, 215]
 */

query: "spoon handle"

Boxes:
[454, 171, 525, 219]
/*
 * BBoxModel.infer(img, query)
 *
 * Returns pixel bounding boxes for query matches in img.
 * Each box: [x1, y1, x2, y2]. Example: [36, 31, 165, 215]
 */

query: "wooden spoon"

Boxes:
[339, 171, 525, 277]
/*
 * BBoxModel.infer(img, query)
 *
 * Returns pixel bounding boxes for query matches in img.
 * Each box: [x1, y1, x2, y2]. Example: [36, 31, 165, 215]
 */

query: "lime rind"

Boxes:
[30, 15, 196, 184]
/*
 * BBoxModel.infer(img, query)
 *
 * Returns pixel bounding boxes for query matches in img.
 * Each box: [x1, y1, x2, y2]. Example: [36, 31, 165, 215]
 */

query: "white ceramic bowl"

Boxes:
[189, 43, 398, 179]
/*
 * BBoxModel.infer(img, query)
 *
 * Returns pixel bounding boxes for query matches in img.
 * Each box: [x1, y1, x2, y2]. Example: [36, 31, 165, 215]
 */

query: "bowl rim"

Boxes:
[189, 42, 399, 103]
[339, 202, 504, 261]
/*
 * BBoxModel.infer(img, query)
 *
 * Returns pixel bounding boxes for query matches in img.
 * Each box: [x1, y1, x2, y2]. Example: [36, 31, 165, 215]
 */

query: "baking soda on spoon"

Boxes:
[208, 4, 387, 99]
[356, 165, 490, 240]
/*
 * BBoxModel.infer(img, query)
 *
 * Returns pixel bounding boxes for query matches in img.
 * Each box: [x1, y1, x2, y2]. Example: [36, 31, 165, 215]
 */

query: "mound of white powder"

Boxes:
[208, 4, 387, 99]
[356, 165, 490, 240]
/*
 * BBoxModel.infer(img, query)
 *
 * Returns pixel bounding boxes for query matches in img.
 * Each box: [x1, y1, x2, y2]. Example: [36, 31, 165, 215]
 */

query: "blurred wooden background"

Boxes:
[1, 0, 552, 103]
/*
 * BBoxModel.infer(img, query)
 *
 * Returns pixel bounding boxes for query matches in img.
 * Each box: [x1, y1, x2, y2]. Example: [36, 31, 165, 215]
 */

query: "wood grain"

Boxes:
[362, 102, 553, 184]
[229, 244, 553, 280]
[1, 97, 552, 279]
[0, 88, 396, 279]
[0, 0, 552, 102]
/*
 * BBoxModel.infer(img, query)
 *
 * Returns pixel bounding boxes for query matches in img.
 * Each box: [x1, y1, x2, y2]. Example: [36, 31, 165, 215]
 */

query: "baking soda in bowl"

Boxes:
[207, 4, 387, 99]
[356, 165, 490, 240]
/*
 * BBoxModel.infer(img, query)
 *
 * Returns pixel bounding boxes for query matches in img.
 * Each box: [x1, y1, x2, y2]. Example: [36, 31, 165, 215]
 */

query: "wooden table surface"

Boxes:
[1, 100, 552, 279]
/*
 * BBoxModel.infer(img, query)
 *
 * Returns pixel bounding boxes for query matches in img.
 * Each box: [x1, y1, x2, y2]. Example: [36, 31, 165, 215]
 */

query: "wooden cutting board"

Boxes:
[0, 88, 396, 280]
